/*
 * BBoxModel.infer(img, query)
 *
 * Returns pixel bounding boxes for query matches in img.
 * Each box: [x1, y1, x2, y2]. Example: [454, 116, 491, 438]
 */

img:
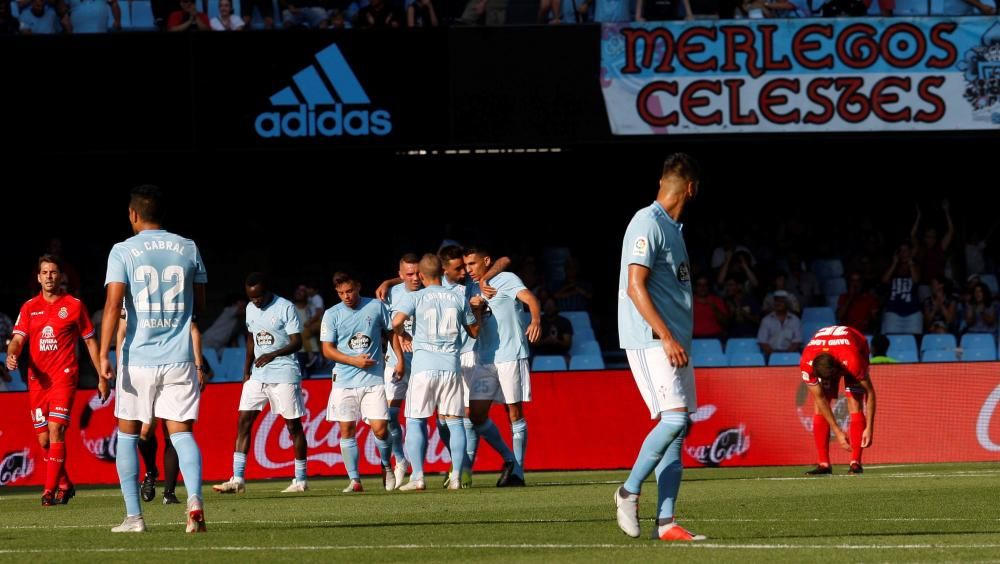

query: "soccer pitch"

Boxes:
[1, 463, 998, 563]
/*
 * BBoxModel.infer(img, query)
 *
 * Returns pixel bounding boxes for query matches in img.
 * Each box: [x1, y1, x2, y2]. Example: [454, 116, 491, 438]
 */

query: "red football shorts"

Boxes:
[29, 385, 75, 434]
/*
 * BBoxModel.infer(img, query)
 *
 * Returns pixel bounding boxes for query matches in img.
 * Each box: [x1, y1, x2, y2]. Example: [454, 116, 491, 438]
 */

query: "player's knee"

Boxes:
[285, 418, 304, 435]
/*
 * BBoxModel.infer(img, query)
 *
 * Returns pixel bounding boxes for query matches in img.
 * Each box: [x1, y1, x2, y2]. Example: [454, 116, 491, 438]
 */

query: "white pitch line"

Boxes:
[3, 543, 1000, 554]
[3, 515, 997, 530]
[0, 519, 344, 530]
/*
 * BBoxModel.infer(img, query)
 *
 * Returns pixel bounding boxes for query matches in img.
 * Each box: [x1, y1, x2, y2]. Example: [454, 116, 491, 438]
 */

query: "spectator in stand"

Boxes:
[911, 200, 954, 293]
[964, 221, 998, 278]
[715, 249, 758, 297]
[326, 7, 351, 26]
[868, 334, 897, 364]
[241, 0, 274, 28]
[922, 277, 958, 335]
[881, 242, 922, 335]
[836, 270, 880, 334]
[757, 290, 802, 357]
[780, 250, 820, 308]
[516, 255, 546, 297]
[554, 257, 593, 312]
[722, 275, 760, 338]
[210, 0, 245, 29]
[692, 275, 729, 340]
[0, 1, 19, 33]
[67, 0, 121, 32]
[282, 0, 328, 28]
[964, 282, 998, 335]
[761, 271, 802, 316]
[531, 296, 573, 361]
[167, 0, 210, 30]
[407, 0, 439, 26]
[457, 0, 506, 25]
[358, 0, 402, 26]
[635, 0, 691, 19]
[292, 285, 321, 371]
[19, 0, 61, 35]
[0, 311, 13, 384]
[201, 294, 248, 353]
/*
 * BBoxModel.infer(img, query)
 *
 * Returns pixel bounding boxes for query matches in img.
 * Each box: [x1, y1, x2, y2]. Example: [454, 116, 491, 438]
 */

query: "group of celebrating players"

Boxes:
[9, 166, 876, 542]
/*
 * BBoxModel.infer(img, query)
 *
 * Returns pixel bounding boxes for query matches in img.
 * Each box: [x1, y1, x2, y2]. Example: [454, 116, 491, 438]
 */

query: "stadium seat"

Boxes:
[822, 277, 847, 298]
[0, 353, 27, 392]
[963, 347, 997, 361]
[725, 338, 760, 355]
[201, 348, 223, 380]
[920, 333, 956, 352]
[692, 351, 728, 367]
[727, 352, 765, 367]
[960, 332, 995, 352]
[128, 0, 156, 29]
[218, 347, 247, 382]
[692, 338, 724, 357]
[569, 354, 604, 370]
[922, 349, 959, 363]
[811, 259, 844, 281]
[569, 339, 600, 356]
[887, 334, 918, 357]
[802, 307, 835, 325]
[561, 311, 594, 340]
[768, 352, 801, 366]
[802, 320, 828, 342]
[893, 0, 931, 14]
[532, 355, 567, 372]
[826, 295, 840, 310]
[980, 273, 999, 296]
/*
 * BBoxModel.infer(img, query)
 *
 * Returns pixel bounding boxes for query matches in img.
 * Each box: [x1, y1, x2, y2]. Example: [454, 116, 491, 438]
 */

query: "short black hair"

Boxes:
[245, 272, 268, 289]
[661, 153, 701, 185]
[37, 254, 63, 273]
[400, 253, 421, 266]
[812, 353, 840, 380]
[332, 271, 357, 287]
[462, 246, 491, 259]
[130, 184, 165, 223]
[438, 245, 465, 262]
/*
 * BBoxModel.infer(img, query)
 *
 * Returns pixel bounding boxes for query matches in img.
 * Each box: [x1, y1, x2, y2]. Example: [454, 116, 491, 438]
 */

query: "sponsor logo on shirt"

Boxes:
[349, 333, 372, 351]
[39, 326, 58, 352]
[256, 331, 275, 347]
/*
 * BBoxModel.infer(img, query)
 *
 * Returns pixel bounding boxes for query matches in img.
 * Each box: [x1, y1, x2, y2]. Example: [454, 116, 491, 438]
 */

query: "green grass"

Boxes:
[1, 463, 999, 563]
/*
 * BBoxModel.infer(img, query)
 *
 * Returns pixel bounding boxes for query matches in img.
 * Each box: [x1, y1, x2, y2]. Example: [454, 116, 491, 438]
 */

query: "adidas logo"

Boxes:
[255, 44, 392, 138]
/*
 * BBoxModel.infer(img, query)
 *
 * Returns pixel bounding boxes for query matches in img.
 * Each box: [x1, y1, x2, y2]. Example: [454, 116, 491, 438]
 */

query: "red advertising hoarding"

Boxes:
[2, 365, 998, 487]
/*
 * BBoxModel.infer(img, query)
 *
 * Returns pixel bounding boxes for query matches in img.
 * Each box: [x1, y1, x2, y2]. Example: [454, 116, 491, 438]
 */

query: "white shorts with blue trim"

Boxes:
[626, 348, 697, 418]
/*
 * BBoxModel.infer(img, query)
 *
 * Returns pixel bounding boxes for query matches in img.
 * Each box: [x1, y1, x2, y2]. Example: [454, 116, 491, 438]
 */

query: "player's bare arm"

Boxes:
[627, 264, 686, 368]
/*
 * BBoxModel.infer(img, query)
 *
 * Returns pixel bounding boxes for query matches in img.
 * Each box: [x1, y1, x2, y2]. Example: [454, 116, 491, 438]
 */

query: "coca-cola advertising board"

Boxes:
[1, 366, 998, 487]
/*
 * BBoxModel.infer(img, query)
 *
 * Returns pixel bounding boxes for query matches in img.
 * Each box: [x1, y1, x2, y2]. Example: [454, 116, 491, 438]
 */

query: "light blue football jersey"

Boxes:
[395, 285, 476, 374]
[245, 294, 302, 383]
[105, 229, 207, 367]
[617, 201, 693, 352]
[442, 275, 477, 354]
[321, 297, 391, 389]
[385, 283, 417, 371]
[473, 272, 529, 365]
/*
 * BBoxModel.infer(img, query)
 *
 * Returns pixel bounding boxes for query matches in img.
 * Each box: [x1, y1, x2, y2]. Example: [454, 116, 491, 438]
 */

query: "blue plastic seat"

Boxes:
[569, 354, 604, 370]
[531, 355, 567, 372]
[769, 352, 801, 366]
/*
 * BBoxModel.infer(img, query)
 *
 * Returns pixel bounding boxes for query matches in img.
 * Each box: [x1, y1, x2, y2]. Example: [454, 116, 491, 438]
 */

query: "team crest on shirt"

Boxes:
[678, 261, 691, 282]
[255, 330, 275, 347]
[58, 307, 69, 319]
[349, 333, 372, 351]
[632, 237, 648, 257]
